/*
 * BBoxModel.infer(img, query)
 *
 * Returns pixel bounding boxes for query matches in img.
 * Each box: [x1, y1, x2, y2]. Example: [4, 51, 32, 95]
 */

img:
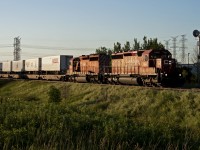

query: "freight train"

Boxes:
[0, 49, 184, 87]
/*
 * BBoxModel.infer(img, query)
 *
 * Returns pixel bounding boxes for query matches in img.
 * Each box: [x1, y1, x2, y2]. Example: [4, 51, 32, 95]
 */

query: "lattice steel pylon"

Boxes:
[171, 36, 178, 59]
[13, 37, 21, 61]
[164, 39, 170, 50]
[180, 35, 187, 64]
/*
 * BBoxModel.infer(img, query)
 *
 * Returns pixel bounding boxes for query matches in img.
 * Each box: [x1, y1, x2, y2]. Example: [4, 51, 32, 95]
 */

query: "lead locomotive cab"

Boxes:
[110, 49, 183, 86]
[145, 49, 183, 86]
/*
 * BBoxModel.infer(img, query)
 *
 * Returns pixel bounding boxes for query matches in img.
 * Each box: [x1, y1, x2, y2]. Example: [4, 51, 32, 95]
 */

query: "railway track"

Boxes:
[1, 78, 199, 92]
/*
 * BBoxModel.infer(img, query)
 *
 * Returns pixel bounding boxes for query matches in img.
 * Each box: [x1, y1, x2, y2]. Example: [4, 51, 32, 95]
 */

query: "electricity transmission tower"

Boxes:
[171, 36, 178, 60]
[13, 37, 21, 61]
[164, 39, 170, 50]
[180, 35, 187, 64]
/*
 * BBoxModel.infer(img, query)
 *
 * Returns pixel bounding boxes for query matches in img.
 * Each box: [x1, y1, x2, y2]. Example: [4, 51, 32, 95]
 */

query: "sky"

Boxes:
[0, 0, 199, 62]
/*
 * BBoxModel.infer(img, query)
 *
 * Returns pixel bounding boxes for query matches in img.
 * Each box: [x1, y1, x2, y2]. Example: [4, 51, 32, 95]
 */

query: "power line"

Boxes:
[21, 45, 95, 51]
[0, 44, 13, 48]
[0, 44, 12, 46]
[0, 43, 96, 51]
[0, 46, 13, 48]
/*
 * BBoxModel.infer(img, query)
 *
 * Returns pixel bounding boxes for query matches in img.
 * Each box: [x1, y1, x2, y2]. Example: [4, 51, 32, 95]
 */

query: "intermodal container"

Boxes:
[25, 58, 42, 72]
[41, 55, 73, 73]
[2, 61, 12, 72]
[12, 60, 25, 72]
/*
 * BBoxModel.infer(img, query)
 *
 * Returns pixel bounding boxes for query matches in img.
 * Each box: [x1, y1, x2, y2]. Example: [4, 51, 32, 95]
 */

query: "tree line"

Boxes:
[95, 36, 164, 55]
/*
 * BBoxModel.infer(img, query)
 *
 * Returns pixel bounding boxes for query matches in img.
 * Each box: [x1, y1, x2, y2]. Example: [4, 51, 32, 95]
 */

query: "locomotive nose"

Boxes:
[162, 59, 176, 75]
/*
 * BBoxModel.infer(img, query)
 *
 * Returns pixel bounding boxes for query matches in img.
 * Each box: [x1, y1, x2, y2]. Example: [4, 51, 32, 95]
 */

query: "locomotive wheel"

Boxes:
[137, 77, 144, 86]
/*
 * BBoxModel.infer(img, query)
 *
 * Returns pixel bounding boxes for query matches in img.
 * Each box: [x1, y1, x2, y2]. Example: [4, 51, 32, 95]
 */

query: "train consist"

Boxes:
[0, 49, 184, 87]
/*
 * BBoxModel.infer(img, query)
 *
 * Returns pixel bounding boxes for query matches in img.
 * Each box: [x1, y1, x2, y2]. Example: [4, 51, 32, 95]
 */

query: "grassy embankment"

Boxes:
[0, 80, 200, 149]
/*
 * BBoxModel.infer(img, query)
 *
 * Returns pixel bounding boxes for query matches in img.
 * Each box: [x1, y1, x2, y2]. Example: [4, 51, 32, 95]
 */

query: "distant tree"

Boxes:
[122, 41, 131, 52]
[107, 49, 113, 55]
[96, 47, 113, 55]
[142, 36, 164, 50]
[114, 42, 122, 53]
[95, 36, 164, 55]
[96, 47, 107, 54]
[142, 36, 148, 49]
[133, 38, 140, 50]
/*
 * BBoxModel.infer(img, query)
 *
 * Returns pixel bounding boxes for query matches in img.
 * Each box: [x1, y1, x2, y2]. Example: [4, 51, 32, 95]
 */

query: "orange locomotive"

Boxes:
[69, 49, 184, 87]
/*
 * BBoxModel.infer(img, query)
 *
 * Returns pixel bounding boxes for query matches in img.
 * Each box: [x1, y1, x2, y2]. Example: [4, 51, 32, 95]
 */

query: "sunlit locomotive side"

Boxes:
[110, 49, 183, 86]
[69, 49, 183, 87]
[68, 54, 111, 83]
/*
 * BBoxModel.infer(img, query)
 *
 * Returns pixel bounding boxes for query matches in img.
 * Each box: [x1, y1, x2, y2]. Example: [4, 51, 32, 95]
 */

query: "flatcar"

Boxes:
[0, 55, 72, 81]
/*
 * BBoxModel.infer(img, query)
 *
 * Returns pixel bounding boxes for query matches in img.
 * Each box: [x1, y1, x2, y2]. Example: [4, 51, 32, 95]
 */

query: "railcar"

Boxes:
[0, 55, 73, 81]
[68, 54, 111, 83]
[0, 61, 12, 78]
[11, 60, 26, 79]
[24, 58, 42, 79]
[69, 49, 184, 87]
[109, 49, 183, 86]
[39, 55, 72, 80]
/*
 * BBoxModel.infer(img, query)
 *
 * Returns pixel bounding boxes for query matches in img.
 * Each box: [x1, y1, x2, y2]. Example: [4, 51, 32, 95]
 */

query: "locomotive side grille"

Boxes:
[99, 55, 111, 73]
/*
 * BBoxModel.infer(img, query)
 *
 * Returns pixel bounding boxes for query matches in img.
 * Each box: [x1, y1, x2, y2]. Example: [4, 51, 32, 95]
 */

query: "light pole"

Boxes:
[188, 53, 190, 69]
[193, 30, 200, 84]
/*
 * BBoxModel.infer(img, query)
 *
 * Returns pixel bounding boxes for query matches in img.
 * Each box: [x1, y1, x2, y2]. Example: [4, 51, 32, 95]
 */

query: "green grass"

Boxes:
[0, 80, 200, 149]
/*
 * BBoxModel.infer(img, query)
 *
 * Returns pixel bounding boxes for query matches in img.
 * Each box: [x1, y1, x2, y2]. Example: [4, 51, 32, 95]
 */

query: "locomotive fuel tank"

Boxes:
[118, 75, 143, 86]
[75, 75, 88, 83]
[118, 77, 138, 85]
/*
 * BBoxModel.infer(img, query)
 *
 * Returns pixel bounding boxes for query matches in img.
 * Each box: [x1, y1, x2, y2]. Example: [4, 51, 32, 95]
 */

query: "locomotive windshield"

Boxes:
[150, 54, 171, 59]
[150, 50, 172, 59]
[112, 55, 123, 59]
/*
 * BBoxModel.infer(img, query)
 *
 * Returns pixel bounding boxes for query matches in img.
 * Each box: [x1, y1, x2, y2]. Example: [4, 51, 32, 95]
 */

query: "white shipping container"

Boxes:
[42, 55, 73, 72]
[25, 58, 42, 71]
[2, 61, 12, 72]
[12, 60, 25, 72]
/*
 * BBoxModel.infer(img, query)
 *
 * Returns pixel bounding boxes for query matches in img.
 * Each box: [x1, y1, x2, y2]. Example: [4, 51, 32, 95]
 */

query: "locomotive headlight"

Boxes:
[179, 74, 182, 77]
[165, 74, 168, 76]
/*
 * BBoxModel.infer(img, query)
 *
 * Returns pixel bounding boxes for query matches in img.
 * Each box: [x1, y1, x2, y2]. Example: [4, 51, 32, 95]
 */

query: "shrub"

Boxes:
[48, 85, 61, 103]
[24, 95, 40, 101]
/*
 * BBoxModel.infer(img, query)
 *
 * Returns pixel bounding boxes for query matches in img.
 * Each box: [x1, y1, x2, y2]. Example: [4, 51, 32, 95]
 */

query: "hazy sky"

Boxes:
[0, 0, 199, 62]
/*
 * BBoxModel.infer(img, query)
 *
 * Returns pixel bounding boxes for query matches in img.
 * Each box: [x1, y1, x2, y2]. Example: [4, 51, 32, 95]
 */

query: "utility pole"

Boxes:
[13, 37, 21, 61]
[171, 36, 178, 60]
[193, 30, 200, 84]
[180, 35, 187, 64]
[164, 39, 170, 50]
[188, 53, 190, 68]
